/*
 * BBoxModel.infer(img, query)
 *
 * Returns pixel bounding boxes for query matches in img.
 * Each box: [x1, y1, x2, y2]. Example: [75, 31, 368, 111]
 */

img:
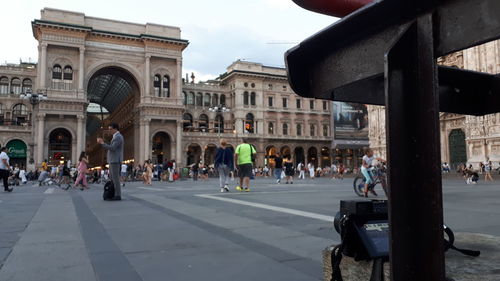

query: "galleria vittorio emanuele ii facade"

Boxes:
[0, 8, 336, 171]
[369, 39, 500, 169]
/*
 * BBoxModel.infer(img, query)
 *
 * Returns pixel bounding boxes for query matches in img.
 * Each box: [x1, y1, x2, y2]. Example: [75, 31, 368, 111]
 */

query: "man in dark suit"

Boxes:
[97, 123, 124, 201]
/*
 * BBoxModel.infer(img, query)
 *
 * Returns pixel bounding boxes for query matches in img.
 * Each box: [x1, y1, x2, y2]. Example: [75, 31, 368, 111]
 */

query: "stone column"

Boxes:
[176, 59, 182, 102]
[78, 47, 85, 91]
[139, 120, 145, 162]
[36, 113, 46, 165]
[40, 43, 48, 89]
[257, 120, 264, 135]
[145, 55, 151, 97]
[236, 118, 243, 134]
[76, 115, 85, 155]
[144, 118, 151, 161]
[176, 121, 183, 166]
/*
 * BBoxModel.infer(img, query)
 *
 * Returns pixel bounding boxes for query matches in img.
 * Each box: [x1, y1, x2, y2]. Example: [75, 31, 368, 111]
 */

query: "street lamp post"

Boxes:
[19, 89, 48, 168]
[208, 105, 230, 143]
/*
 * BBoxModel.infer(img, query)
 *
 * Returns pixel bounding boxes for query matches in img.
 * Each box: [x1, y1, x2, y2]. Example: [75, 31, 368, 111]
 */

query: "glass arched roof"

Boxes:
[87, 73, 133, 113]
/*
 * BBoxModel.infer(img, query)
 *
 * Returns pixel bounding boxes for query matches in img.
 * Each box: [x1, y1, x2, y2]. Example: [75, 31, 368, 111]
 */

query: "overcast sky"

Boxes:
[1, 0, 336, 81]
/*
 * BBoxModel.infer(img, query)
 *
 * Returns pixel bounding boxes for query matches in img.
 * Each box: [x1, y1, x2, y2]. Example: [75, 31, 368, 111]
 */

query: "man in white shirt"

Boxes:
[297, 162, 305, 179]
[331, 163, 337, 179]
[0, 147, 13, 192]
[121, 163, 128, 187]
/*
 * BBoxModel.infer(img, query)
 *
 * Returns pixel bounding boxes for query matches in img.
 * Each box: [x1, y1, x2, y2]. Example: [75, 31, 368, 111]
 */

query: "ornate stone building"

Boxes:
[0, 8, 333, 170]
[368, 40, 500, 169]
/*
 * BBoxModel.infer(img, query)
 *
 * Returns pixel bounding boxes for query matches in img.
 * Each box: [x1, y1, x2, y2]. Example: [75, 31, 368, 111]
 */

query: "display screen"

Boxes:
[333, 102, 369, 140]
[355, 220, 389, 258]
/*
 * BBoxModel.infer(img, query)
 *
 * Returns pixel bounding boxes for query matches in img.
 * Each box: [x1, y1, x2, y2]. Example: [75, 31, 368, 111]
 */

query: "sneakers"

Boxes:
[244, 188, 250, 192]
[220, 188, 225, 193]
[224, 185, 230, 192]
[236, 186, 243, 191]
[276, 179, 281, 184]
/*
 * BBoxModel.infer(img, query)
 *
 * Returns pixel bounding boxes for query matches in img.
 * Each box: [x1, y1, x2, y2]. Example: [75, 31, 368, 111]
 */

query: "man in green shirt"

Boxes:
[234, 139, 256, 192]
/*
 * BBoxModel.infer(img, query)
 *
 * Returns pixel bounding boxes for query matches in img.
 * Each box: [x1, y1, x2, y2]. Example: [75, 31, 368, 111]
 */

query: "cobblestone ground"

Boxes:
[0, 176, 498, 281]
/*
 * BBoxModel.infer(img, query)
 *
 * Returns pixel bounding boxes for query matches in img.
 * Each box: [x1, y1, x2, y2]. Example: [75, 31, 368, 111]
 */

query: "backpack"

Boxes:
[103, 180, 115, 200]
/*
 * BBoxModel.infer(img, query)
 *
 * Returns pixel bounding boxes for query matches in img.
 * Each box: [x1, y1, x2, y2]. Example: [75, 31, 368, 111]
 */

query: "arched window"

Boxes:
[10, 78, 21, 94]
[310, 124, 315, 136]
[12, 104, 28, 125]
[297, 124, 302, 136]
[268, 122, 274, 135]
[196, 92, 203, 106]
[22, 78, 32, 93]
[215, 115, 224, 133]
[63, 66, 73, 80]
[243, 91, 249, 105]
[204, 93, 211, 107]
[220, 94, 226, 106]
[199, 114, 209, 132]
[0, 77, 9, 94]
[163, 75, 170, 97]
[153, 74, 161, 97]
[52, 65, 62, 80]
[323, 125, 329, 137]
[183, 92, 187, 105]
[187, 92, 195, 105]
[182, 113, 193, 131]
[0, 103, 4, 124]
[283, 123, 289, 136]
[212, 94, 219, 106]
[245, 113, 254, 134]
[250, 92, 256, 106]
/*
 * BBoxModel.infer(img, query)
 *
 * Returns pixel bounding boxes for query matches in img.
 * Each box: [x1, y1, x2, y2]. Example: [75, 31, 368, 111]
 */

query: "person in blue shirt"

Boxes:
[214, 139, 234, 192]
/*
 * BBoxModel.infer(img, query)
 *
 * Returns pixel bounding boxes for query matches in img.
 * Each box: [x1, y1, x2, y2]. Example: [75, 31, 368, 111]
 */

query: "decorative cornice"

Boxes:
[32, 19, 189, 46]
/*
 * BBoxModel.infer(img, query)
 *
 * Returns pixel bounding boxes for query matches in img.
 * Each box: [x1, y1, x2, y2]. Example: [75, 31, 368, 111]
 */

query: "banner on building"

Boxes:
[333, 102, 369, 140]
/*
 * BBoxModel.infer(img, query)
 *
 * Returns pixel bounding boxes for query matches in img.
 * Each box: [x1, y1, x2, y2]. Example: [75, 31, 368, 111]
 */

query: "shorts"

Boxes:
[238, 163, 253, 178]
[121, 172, 127, 177]
[285, 169, 294, 176]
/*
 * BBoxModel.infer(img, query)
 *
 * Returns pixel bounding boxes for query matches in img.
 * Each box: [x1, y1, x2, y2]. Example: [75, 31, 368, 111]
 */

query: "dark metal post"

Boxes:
[384, 14, 445, 281]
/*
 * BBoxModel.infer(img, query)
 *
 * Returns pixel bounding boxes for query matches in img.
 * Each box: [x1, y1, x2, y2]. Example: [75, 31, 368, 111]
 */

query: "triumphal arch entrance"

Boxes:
[31, 8, 188, 167]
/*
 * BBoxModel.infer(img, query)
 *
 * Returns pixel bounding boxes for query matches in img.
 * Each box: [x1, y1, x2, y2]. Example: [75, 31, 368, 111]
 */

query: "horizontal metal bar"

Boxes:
[286, 0, 500, 104]
[314, 67, 500, 116]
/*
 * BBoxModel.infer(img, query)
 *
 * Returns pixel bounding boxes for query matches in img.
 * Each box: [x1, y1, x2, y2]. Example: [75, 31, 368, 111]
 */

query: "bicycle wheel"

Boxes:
[353, 176, 366, 197]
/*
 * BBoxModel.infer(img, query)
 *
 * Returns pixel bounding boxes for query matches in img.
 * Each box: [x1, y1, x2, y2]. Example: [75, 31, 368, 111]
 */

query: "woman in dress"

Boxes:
[284, 157, 295, 184]
[143, 160, 153, 185]
[74, 152, 89, 190]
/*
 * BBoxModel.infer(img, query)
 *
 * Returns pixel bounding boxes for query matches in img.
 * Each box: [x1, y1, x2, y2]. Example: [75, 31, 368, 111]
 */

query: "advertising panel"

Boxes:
[333, 102, 369, 140]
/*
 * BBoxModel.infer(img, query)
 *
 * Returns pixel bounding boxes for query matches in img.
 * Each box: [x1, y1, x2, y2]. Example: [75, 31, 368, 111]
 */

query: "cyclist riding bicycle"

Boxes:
[361, 148, 385, 197]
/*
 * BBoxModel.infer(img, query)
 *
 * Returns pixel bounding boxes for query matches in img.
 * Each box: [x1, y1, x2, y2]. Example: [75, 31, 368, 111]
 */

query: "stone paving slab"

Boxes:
[0, 194, 96, 281]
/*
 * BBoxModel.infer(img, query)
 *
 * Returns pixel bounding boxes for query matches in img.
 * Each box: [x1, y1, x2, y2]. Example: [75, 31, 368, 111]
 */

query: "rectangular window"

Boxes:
[268, 97, 273, 107]
[296, 99, 301, 109]
[323, 101, 328, 110]
[282, 85, 287, 91]
[282, 98, 288, 108]
[310, 100, 315, 110]
[323, 125, 329, 137]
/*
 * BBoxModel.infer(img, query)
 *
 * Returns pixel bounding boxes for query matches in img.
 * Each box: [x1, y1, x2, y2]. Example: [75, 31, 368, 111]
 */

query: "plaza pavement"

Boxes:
[0, 176, 498, 281]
